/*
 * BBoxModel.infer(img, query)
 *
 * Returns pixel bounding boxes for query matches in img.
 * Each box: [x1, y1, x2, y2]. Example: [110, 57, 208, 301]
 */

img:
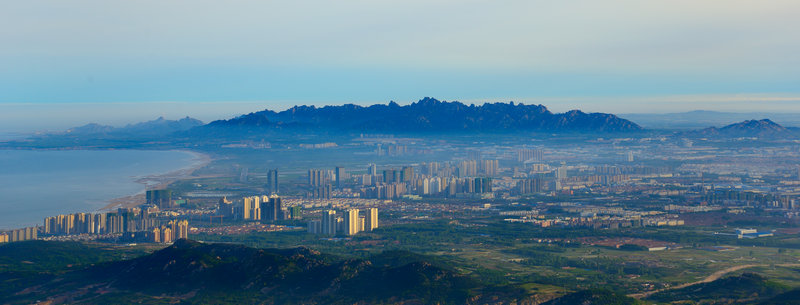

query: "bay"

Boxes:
[0, 150, 202, 230]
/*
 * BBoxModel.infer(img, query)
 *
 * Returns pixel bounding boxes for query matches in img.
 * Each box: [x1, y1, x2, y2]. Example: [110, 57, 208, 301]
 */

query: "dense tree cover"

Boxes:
[0, 239, 534, 304]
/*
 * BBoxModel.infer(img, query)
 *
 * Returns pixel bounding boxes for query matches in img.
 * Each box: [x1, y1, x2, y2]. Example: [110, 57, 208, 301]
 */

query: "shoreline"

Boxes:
[0, 149, 213, 230]
[98, 150, 213, 211]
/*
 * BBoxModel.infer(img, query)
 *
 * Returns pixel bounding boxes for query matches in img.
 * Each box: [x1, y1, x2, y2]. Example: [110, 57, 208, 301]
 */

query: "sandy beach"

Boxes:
[99, 150, 212, 211]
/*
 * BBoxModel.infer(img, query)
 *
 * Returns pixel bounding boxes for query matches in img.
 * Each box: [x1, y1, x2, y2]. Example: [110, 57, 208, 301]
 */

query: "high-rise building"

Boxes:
[8, 227, 38, 242]
[555, 167, 568, 180]
[383, 169, 397, 183]
[423, 162, 440, 176]
[467, 150, 482, 160]
[364, 208, 378, 231]
[307, 220, 321, 234]
[150, 219, 188, 243]
[516, 178, 544, 194]
[242, 196, 261, 220]
[335, 167, 349, 187]
[475, 177, 492, 193]
[627, 151, 635, 162]
[218, 197, 233, 217]
[162, 227, 174, 243]
[344, 209, 360, 236]
[360, 174, 373, 186]
[261, 195, 282, 221]
[517, 149, 543, 162]
[290, 206, 302, 219]
[321, 210, 337, 235]
[367, 163, 377, 176]
[152, 227, 161, 243]
[401, 166, 414, 182]
[308, 169, 328, 186]
[308, 184, 332, 199]
[146, 189, 172, 209]
[44, 210, 160, 236]
[457, 160, 478, 177]
[266, 169, 279, 194]
[480, 159, 499, 176]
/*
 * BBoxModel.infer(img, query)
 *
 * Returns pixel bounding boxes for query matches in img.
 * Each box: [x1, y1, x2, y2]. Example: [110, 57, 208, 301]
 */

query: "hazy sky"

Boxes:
[1, 0, 799, 131]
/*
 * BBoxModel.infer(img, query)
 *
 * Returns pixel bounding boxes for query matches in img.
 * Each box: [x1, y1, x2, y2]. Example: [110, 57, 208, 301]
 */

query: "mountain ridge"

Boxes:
[65, 116, 204, 136]
[204, 97, 643, 133]
[686, 119, 797, 138]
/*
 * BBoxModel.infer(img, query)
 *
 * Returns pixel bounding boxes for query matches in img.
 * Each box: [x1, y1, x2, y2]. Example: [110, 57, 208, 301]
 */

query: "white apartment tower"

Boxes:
[344, 209, 360, 236]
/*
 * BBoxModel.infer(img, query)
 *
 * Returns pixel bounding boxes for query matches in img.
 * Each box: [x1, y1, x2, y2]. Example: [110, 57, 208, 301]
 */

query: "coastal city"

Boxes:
[2, 134, 793, 249]
[3, 108, 800, 303]
[4, 1, 800, 303]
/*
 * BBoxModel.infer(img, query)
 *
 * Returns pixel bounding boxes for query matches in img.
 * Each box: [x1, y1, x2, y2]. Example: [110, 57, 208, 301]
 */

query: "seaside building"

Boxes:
[146, 189, 173, 209]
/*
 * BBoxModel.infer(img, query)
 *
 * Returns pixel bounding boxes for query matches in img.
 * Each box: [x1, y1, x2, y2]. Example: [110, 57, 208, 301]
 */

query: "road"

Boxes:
[630, 263, 800, 299]
[629, 264, 761, 299]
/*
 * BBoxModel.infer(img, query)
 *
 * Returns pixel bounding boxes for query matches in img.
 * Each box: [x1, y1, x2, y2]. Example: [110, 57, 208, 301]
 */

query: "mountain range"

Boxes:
[203, 97, 643, 133]
[10, 100, 800, 150]
[65, 116, 203, 137]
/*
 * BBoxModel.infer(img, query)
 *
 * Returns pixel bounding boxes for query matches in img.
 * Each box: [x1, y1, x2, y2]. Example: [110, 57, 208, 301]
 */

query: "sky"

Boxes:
[1, 0, 800, 132]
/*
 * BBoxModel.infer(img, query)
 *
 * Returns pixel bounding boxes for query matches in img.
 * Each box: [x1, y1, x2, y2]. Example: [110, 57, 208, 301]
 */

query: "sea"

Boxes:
[0, 150, 202, 230]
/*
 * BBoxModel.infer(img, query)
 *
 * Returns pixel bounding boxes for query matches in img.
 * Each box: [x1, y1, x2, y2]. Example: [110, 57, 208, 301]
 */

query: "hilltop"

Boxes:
[621, 110, 800, 129]
[684, 119, 797, 138]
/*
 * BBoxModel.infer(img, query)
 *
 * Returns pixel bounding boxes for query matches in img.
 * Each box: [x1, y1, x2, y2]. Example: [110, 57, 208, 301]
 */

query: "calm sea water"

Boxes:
[0, 150, 201, 230]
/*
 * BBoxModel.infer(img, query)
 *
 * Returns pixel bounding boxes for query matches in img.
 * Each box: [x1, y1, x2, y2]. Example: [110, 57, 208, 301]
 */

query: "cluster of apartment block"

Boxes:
[0, 226, 38, 243]
[308, 208, 378, 236]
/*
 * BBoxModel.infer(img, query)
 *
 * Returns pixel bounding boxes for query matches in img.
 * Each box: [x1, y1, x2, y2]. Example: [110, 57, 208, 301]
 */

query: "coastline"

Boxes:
[99, 150, 212, 211]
